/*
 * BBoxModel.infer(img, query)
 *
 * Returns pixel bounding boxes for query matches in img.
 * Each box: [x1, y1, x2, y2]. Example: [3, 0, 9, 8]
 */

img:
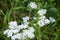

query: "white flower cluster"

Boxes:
[29, 2, 37, 9]
[28, 2, 55, 27]
[37, 9, 47, 15]
[38, 16, 50, 26]
[37, 9, 55, 27]
[4, 16, 35, 40]
[23, 16, 29, 25]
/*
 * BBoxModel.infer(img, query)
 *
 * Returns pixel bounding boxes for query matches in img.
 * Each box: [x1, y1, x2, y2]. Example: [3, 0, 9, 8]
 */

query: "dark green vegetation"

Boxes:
[0, 0, 60, 40]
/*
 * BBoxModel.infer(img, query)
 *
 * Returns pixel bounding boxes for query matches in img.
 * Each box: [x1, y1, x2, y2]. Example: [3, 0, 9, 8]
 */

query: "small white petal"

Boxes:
[9, 21, 17, 29]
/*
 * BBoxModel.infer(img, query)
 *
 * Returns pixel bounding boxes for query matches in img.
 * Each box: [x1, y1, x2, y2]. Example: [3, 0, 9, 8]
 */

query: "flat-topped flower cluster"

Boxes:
[37, 9, 55, 27]
[4, 16, 35, 40]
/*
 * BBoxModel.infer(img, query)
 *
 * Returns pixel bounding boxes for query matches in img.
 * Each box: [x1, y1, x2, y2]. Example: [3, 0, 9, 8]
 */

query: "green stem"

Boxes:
[36, 26, 42, 40]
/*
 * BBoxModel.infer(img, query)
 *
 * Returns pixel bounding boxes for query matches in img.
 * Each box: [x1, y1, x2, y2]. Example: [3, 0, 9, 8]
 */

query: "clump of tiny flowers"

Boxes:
[28, 1, 55, 27]
[37, 9, 55, 27]
[4, 16, 35, 40]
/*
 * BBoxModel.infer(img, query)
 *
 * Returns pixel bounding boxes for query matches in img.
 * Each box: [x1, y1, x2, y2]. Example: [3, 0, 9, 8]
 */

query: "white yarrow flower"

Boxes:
[23, 28, 35, 39]
[9, 21, 17, 29]
[9, 21, 17, 26]
[23, 16, 30, 25]
[38, 18, 50, 27]
[28, 27, 35, 33]
[29, 2, 37, 9]
[23, 16, 29, 21]
[4, 21, 35, 40]
[37, 9, 47, 15]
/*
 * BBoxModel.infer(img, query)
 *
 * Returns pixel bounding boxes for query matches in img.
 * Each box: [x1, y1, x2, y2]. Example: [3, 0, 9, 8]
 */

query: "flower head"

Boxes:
[37, 9, 47, 15]
[29, 2, 37, 9]
[9, 21, 17, 29]
[38, 17, 50, 27]
[23, 16, 29, 21]
[38, 19, 45, 26]
[23, 16, 29, 25]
